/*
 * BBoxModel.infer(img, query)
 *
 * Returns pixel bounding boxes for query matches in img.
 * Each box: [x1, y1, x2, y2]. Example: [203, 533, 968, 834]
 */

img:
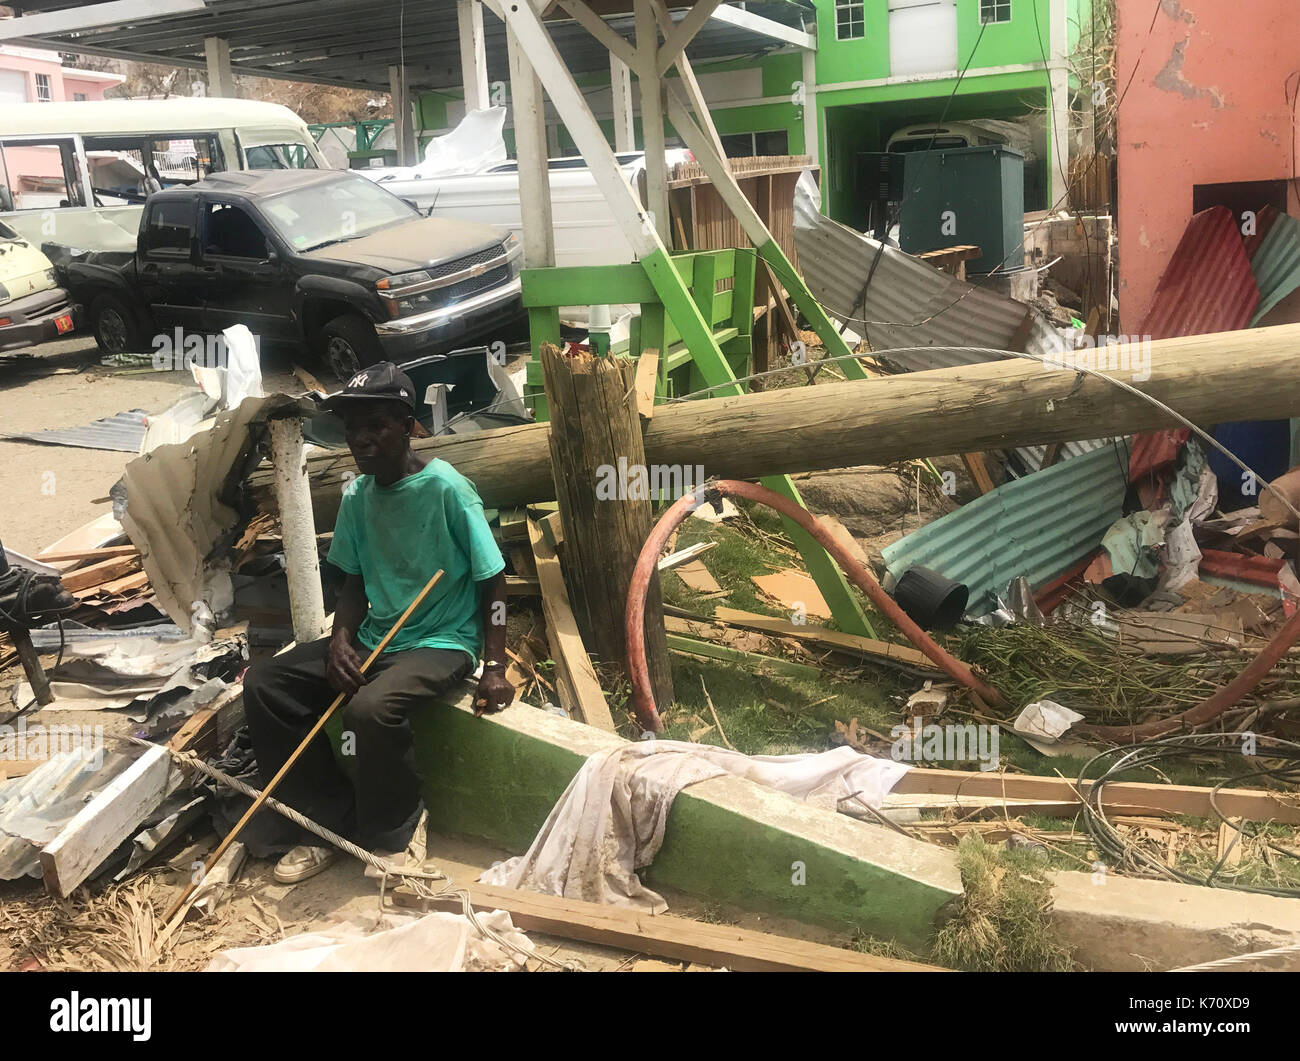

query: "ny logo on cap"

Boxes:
[350, 371, 370, 388]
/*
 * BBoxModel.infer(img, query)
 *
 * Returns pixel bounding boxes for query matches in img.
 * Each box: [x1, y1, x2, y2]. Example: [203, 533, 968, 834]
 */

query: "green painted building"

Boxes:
[397, 0, 1093, 228]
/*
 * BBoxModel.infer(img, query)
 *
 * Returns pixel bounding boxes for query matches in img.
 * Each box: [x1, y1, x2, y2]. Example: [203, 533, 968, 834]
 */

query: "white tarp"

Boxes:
[206, 910, 532, 972]
[480, 742, 908, 913]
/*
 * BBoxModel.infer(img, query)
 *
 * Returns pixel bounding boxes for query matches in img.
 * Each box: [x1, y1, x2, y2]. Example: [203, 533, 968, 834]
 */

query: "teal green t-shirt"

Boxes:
[326, 458, 505, 663]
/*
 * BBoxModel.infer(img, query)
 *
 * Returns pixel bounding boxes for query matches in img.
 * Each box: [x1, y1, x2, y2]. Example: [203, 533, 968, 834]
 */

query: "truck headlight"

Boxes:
[377, 270, 432, 292]
[0, 283, 9, 306]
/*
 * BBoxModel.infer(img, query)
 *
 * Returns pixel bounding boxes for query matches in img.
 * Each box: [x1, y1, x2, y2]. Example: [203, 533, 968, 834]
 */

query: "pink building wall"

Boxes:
[0, 45, 120, 103]
[1116, 0, 1300, 330]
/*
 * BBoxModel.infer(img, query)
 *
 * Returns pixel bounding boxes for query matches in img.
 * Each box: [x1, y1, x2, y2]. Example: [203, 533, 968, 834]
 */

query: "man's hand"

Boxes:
[327, 632, 367, 695]
[474, 667, 514, 716]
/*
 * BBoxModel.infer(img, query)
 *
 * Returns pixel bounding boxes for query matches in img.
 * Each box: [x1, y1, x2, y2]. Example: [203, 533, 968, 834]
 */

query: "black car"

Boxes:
[66, 169, 525, 380]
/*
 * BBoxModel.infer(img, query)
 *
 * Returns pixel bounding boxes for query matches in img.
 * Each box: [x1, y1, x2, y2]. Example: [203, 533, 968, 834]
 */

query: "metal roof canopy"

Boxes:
[0, 0, 812, 92]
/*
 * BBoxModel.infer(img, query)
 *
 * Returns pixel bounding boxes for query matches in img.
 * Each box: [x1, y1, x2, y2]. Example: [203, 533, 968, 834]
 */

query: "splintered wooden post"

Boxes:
[539, 342, 674, 713]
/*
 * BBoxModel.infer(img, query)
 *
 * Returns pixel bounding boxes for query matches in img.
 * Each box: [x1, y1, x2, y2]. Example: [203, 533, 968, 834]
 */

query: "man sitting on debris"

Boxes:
[242, 362, 513, 884]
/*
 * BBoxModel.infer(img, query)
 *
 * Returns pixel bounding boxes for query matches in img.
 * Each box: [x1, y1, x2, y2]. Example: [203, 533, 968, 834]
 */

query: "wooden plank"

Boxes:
[658, 540, 716, 571]
[526, 517, 615, 731]
[665, 629, 822, 679]
[711, 607, 937, 672]
[34, 545, 138, 564]
[411, 881, 942, 972]
[506, 575, 541, 596]
[168, 684, 245, 759]
[892, 767, 1300, 825]
[58, 555, 141, 593]
[40, 744, 173, 897]
[634, 348, 660, 420]
[960, 452, 996, 496]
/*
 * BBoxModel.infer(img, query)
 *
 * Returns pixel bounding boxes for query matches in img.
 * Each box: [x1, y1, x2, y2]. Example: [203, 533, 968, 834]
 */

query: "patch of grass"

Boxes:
[932, 835, 1076, 972]
[848, 931, 925, 964]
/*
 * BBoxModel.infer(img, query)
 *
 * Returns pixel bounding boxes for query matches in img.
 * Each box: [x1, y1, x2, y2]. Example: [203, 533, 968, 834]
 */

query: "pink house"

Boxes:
[0, 44, 123, 105]
[0, 45, 125, 206]
[1116, 0, 1300, 330]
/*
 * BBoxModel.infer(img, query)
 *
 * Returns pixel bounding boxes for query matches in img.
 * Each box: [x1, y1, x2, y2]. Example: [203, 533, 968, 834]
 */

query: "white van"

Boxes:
[0, 98, 327, 252]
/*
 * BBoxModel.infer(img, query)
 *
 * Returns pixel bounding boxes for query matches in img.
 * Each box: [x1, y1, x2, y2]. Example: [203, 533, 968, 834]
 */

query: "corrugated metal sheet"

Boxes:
[881, 442, 1131, 616]
[1248, 209, 1300, 325]
[1143, 207, 1260, 340]
[3, 410, 148, 453]
[793, 179, 1069, 370]
[119, 393, 313, 631]
[1129, 208, 1263, 481]
[792, 182, 1102, 469]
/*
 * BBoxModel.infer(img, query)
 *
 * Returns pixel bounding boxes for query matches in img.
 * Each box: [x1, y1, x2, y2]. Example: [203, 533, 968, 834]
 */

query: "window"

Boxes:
[143, 200, 195, 257]
[202, 202, 270, 259]
[835, 0, 864, 40]
[262, 173, 416, 251]
[73, 92, 87, 102]
[34, 73, 52, 102]
[0, 138, 84, 210]
[245, 143, 319, 170]
[719, 130, 791, 158]
[980, 0, 1011, 24]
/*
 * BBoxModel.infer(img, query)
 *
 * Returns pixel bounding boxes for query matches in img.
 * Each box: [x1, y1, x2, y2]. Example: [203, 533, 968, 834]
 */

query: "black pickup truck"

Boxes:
[65, 169, 524, 379]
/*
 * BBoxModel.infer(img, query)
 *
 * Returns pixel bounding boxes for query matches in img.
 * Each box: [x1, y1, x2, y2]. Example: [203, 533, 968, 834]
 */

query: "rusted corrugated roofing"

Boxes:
[1130, 208, 1263, 481]
[1142, 207, 1260, 340]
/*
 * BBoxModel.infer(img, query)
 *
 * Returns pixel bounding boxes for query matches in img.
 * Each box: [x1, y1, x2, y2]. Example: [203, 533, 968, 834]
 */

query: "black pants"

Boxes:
[241, 637, 472, 854]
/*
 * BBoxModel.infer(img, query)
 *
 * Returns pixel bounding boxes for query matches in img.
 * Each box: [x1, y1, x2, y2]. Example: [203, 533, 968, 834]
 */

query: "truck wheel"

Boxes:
[319, 314, 384, 382]
[90, 292, 150, 355]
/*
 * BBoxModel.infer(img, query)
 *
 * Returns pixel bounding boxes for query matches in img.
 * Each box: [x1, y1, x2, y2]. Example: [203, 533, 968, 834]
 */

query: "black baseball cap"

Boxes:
[320, 362, 418, 414]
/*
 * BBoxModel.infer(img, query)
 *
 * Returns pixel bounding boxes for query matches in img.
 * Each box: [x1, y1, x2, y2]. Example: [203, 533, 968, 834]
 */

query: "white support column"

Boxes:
[610, 53, 635, 153]
[507, 25, 557, 267]
[801, 47, 820, 169]
[1048, 0, 1071, 209]
[268, 418, 327, 646]
[457, 0, 490, 112]
[388, 65, 417, 166]
[652, 0, 723, 159]
[500, 0, 662, 262]
[635, 0, 671, 244]
[204, 36, 236, 98]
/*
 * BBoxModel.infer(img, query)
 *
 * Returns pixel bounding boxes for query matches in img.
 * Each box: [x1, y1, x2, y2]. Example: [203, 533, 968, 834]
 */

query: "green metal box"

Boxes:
[899, 145, 1025, 274]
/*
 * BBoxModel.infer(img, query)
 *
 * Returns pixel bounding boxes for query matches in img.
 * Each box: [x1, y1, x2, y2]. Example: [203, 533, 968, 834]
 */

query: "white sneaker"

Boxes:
[273, 845, 337, 884]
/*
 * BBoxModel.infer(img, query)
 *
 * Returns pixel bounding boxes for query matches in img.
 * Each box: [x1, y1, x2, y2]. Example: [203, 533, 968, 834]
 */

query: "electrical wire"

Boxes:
[1076, 733, 1300, 898]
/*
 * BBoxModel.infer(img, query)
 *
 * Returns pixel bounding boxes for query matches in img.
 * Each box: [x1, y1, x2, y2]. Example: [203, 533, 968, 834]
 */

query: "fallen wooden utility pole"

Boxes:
[250, 324, 1300, 524]
[540, 343, 673, 711]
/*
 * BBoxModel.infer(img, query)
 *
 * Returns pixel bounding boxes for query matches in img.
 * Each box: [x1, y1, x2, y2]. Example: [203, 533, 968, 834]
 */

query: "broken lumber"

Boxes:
[406, 881, 942, 972]
[57, 554, 141, 593]
[540, 343, 673, 710]
[40, 744, 174, 896]
[711, 606, 939, 673]
[892, 767, 1300, 825]
[526, 517, 615, 731]
[252, 324, 1300, 522]
[664, 622, 822, 679]
[634, 348, 660, 420]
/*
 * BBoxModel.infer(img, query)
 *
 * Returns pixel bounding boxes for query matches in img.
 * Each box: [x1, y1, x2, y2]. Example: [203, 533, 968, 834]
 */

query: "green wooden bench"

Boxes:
[520, 248, 755, 421]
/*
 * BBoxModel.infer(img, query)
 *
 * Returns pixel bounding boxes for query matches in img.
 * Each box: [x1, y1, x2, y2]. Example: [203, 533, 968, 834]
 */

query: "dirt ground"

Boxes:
[0, 335, 301, 557]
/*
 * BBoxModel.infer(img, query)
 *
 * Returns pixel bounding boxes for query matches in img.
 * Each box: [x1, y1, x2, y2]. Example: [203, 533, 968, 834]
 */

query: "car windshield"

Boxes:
[261, 175, 416, 251]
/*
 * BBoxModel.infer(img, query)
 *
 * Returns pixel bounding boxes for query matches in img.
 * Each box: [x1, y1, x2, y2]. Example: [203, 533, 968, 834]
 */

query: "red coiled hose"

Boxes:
[625, 479, 1005, 732]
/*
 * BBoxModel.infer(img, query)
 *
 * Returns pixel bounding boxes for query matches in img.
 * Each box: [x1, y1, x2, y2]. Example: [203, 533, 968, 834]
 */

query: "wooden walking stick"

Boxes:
[163, 568, 444, 926]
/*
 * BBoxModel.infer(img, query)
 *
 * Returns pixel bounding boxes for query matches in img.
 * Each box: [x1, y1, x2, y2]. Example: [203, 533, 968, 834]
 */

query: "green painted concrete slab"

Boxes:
[408, 688, 961, 952]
